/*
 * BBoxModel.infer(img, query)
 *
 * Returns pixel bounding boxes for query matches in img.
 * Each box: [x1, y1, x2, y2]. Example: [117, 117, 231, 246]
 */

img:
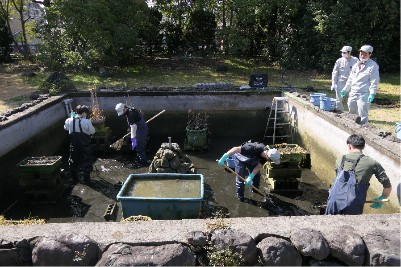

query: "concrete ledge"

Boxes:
[0, 214, 399, 248]
[286, 92, 401, 208]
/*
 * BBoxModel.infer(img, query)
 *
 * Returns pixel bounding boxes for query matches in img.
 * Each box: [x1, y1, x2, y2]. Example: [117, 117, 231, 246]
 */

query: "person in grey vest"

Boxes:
[331, 46, 358, 112]
[217, 141, 280, 202]
[341, 45, 380, 124]
[64, 105, 96, 184]
[115, 103, 149, 166]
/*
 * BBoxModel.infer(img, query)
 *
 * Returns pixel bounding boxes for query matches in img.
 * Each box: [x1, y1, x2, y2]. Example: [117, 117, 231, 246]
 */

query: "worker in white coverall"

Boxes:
[341, 45, 379, 125]
[331, 46, 358, 112]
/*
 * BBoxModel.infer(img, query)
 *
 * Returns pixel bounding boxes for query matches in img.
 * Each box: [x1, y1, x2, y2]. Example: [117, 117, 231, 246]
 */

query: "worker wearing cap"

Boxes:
[115, 103, 149, 165]
[217, 140, 280, 202]
[341, 45, 380, 124]
[331, 46, 358, 112]
[64, 105, 96, 184]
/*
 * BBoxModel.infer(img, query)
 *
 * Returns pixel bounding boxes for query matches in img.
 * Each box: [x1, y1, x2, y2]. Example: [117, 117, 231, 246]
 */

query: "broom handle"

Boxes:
[218, 161, 267, 197]
[120, 110, 166, 139]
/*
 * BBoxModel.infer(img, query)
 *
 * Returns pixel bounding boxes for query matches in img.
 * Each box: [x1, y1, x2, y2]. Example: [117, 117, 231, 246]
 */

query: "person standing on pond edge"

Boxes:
[115, 103, 149, 165]
[325, 134, 391, 215]
[217, 140, 280, 202]
[64, 105, 96, 184]
[331, 45, 358, 112]
[341, 45, 380, 125]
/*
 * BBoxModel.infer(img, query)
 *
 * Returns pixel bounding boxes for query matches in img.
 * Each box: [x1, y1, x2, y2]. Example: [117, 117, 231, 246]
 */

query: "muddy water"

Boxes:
[126, 178, 202, 198]
[1, 110, 330, 222]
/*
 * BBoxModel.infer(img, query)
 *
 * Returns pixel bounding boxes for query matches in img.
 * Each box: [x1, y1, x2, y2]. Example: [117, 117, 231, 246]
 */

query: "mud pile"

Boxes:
[149, 143, 196, 174]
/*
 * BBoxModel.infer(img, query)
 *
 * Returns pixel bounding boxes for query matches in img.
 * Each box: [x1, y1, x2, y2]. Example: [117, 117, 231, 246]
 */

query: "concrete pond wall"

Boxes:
[0, 88, 400, 265]
[0, 214, 399, 266]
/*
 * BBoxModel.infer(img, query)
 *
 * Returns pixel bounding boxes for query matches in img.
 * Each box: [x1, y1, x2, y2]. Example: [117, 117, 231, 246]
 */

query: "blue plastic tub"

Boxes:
[396, 122, 401, 140]
[117, 173, 204, 220]
[320, 97, 336, 111]
[310, 93, 326, 106]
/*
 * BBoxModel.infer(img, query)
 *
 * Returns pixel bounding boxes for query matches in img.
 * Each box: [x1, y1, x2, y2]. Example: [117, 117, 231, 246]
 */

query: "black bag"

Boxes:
[325, 155, 369, 215]
[249, 74, 268, 88]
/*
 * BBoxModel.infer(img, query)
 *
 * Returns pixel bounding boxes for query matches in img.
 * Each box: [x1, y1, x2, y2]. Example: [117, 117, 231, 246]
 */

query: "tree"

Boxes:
[39, 0, 154, 69]
[0, 11, 12, 62]
[10, 0, 32, 59]
[185, 9, 216, 53]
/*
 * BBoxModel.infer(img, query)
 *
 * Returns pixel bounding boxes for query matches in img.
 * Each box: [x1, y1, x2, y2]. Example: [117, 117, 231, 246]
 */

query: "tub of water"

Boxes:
[117, 173, 204, 220]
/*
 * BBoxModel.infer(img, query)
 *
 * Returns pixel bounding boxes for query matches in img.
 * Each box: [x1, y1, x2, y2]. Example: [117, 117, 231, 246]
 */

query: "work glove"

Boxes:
[341, 89, 347, 97]
[370, 195, 384, 209]
[217, 153, 229, 166]
[131, 137, 137, 150]
[331, 83, 337, 91]
[368, 94, 375, 103]
[244, 173, 255, 185]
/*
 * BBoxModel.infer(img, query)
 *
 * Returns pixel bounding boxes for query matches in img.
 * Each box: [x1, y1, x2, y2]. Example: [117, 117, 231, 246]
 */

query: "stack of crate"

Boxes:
[17, 156, 64, 202]
[91, 125, 112, 153]
[263, 144, 309, 192]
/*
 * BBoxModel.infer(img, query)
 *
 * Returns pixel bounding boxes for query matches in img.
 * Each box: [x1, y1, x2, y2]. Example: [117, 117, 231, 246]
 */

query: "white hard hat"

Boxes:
[359, 45, 373, 53]
[267, 148, 280, 165]
[115, 103, 125, 116]
[340, 46, 352, 52]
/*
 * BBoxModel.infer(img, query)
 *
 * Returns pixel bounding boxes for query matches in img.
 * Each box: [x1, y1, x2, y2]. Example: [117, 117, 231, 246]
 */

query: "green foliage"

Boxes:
[185, 10, 217, 53]
[0, 14, 12, 62]
[207, 246, 242, 266]
[39, 0, 153, 69]
[38, 79, 75, 96]
[36, 0, 399, 72]
[38, 81, 58, 95]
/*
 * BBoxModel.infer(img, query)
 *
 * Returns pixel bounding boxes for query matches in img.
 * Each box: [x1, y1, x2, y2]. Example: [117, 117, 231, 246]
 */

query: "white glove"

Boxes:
[331, 83, 337, 91]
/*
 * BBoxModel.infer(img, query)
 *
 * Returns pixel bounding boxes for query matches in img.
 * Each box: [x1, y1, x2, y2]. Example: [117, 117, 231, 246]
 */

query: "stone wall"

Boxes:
[0, 214, 399, 266]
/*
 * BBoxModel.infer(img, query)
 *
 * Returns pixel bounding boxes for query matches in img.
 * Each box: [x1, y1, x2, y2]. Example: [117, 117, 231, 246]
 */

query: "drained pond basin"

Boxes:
[0, 108, 397, 222]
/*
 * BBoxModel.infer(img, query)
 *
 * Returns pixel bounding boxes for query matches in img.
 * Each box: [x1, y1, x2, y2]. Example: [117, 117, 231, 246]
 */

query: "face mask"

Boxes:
[359, 57, 368, 63]
[342, 53, 349, 59]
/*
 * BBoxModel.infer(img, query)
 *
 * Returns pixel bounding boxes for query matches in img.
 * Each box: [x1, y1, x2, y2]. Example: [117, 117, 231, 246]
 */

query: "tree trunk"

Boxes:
[11, 0, 31, 60]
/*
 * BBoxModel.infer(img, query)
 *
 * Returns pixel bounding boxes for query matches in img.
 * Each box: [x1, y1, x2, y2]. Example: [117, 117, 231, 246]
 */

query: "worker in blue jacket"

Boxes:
[115, 103, 149, 165]
[217, 140, 280, 201]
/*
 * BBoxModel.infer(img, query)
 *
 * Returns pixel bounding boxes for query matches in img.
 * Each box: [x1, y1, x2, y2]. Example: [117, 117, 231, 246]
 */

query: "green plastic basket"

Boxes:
[18, 156, 62, 174]
[272, 144, 306, 163]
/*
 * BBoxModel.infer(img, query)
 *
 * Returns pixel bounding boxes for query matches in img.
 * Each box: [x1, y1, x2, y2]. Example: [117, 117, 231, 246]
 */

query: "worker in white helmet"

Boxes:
[331, 46, 358, 112]
[115, 103, 149, 166]
[341, 45, 380, 124]
[217, 140, 280, 202]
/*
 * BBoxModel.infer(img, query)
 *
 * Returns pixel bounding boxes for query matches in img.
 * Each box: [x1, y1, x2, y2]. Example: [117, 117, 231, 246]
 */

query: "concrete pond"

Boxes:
[0, 88, 399, 265]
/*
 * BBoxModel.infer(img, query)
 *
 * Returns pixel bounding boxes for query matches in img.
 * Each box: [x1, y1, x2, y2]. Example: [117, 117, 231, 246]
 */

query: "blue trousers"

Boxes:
[234, 157, 260, 198]
[136, 127, 148, 163]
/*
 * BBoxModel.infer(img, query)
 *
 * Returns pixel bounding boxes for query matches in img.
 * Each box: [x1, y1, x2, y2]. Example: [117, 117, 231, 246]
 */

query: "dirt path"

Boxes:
[0, 66, 38, 112]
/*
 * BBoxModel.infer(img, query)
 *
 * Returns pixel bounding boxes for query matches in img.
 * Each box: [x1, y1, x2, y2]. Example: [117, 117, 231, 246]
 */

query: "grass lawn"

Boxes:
[1, 56, 399, 132]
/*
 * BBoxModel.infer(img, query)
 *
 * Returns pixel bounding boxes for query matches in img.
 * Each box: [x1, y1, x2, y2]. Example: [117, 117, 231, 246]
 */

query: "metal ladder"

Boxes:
[263, 97, 292, 144]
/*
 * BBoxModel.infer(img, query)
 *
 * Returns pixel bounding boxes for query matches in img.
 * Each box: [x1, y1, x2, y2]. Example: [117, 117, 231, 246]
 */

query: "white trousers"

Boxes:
[347, 92, 370, 124]
[335, 82, 345, 112]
